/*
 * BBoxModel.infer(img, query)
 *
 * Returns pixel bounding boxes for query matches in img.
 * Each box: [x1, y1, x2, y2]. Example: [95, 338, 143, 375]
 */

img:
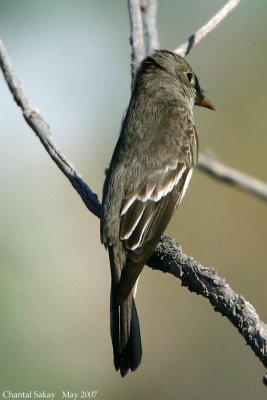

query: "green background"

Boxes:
[0, 1, 267, 399]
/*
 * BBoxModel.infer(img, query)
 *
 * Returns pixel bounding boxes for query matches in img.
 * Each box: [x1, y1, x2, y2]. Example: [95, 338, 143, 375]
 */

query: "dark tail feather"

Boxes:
[110, 287, 142, 377]
[110, 285, 120, 370]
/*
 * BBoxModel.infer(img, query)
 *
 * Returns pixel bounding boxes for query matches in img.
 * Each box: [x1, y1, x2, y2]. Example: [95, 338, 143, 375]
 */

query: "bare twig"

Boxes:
[198, 153, 267, 202]
[141, 0, 160, 54]
[128, 0, 145, 83]
[175, 0, 241, 57]
[0, 39, 101, 218]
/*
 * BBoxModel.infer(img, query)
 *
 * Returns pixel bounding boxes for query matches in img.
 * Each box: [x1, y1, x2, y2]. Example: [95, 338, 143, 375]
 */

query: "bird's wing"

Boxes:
[117, 106, 198, 302]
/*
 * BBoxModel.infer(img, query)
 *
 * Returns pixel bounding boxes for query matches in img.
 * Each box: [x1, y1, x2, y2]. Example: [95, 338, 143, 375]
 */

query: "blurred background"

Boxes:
[0, 1, 266, 399]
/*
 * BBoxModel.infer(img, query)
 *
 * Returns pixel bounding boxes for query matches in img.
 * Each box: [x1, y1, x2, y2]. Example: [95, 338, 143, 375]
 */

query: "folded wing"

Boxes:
[116, 106, 198, 302]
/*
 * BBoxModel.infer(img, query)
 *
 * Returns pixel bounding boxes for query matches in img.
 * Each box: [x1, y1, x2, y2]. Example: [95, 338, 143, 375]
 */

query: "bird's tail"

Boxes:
[108, 244, 142, 376]
[110, 284, 142, 377]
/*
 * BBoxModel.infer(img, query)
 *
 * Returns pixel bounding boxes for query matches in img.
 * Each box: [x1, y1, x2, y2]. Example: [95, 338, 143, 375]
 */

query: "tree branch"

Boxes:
[128, 0, 145, 83]
[141, 0, 160, 54]
[148, 236, 267, 371]
[175, 0, 241, 57]
[0, 38, 101, 218]
[197, 152, 267, 202]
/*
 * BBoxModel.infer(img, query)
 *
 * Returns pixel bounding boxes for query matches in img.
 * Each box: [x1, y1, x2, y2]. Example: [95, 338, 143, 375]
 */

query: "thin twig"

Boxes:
[128, 0, 145, 83]
[175, 0, 241, 57]
[141, 0, 160, 54]
[198, 153, 267, 202]
[0, 39, 101, 218]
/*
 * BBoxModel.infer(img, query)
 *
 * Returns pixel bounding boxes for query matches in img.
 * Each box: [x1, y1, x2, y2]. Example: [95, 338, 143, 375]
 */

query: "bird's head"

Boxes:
[139, 50, 215, 111]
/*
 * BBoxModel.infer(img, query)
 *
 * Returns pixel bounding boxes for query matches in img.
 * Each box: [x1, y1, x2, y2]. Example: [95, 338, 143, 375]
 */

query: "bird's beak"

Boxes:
[196, 96, 215, 110]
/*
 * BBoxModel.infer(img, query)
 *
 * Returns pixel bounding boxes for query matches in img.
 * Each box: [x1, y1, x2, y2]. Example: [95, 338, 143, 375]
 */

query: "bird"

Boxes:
[100, 49, 214, 376]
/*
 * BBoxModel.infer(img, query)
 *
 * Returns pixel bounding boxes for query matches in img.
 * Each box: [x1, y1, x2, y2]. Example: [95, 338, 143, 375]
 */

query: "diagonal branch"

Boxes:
[197, 153, 267, 202]
[0, 38, 101, 219]
[148, 236, 267, 371]
[175, 0, 241, 57]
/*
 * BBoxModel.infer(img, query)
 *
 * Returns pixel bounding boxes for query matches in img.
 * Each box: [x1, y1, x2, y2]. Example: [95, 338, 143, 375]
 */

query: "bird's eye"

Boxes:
[185, 72, 194, 85]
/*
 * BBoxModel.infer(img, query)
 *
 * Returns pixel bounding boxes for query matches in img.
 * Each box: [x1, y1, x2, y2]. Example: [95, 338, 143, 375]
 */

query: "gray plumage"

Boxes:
[100, 50, 213, 376]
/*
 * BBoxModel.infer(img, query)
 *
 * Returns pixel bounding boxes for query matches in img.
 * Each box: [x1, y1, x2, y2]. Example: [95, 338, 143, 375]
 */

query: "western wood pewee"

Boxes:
[100, 50, 214, 376]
